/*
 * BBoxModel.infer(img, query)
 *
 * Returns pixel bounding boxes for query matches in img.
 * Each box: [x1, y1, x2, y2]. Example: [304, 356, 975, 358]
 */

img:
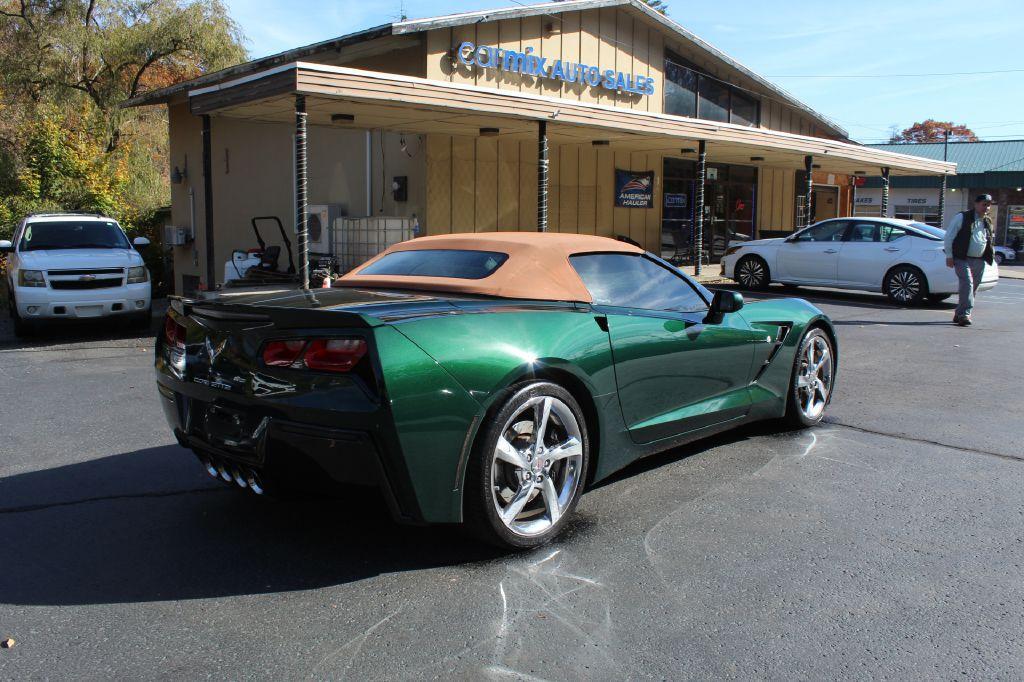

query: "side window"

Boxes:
[847, 223, 879, 243]
[570, 254, 708, 313]
[795, 221, 848, 242]
[879, 225, 907, 242]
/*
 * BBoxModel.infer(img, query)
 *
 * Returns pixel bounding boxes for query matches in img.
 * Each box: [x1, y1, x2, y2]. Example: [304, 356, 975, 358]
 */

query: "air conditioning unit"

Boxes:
[304, 204, 345, 255]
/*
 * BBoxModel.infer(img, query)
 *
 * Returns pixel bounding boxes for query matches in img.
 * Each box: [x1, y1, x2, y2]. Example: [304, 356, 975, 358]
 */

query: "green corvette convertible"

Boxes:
[155, 232, 837, 548]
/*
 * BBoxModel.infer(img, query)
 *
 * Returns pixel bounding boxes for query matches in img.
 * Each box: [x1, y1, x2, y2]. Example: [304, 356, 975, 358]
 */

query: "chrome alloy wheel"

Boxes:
[888, 269, 921, 303]
[737, 257, 766, 288]
[796, 332, 833, 421]
[490, 395, 584, 537]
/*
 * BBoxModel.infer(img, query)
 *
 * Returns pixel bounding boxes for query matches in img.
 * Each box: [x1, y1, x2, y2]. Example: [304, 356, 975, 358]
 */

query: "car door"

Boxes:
[775, 220, 850, 283]
[570, 253, 763, 444]
[836, 221, 911, 288]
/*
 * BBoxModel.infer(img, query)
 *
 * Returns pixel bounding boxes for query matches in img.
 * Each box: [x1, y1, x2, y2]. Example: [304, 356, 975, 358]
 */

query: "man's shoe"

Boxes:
[958, 316, 972, 327]
[953, 315, 963, 325]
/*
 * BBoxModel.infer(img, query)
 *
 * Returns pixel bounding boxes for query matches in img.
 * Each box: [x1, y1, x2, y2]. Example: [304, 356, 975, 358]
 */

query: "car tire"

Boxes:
[8, 292, 34, 338]
[994, 252, 1004, 265]
[735, 255, 770, 290]
[464, 381, 590, 550]
[884, 265, 928, 305]
[927, 294, 952, 304]
[129, 309, 152, 330]
[784, 326, 835, 428]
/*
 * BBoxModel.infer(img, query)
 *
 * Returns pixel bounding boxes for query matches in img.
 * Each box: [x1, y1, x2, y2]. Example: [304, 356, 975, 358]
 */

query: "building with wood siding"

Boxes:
[127, 0, 954, 294]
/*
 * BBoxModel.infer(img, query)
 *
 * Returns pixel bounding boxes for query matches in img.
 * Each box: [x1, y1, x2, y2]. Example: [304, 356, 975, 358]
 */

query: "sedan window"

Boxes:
[794, 221, 848, 242]
[879, 225, 907, 242]
[847, 223, 878, 243]
[570, 254, 707, 313]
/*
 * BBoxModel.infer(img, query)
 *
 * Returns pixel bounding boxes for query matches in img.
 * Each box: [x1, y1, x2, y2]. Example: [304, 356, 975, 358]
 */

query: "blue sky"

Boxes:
[223, 0, 1024, 143]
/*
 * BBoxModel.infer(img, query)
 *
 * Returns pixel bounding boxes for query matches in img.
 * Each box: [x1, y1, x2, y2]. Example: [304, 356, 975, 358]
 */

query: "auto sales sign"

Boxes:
[615, 169, 655, 208]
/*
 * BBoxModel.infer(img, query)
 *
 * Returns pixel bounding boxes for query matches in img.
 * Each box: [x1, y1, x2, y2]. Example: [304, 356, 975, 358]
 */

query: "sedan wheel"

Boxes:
[466, 382, 589, 549]
[995, 253, 1004, 265]
[884, 266, 927, 305]
[786, 328, 834, 427]
[736, 255, 769, 289]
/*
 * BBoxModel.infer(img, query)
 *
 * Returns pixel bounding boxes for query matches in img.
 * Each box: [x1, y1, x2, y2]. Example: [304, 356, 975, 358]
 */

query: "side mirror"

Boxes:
[704, 289, 743, 324]
[133, 236, 151, 249]
[0, 239, 12, 254]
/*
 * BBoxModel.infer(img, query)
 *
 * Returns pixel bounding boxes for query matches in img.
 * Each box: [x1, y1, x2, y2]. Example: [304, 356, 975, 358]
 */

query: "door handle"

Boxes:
[884, 246, 900, 252]
[823, 249, 839, 254]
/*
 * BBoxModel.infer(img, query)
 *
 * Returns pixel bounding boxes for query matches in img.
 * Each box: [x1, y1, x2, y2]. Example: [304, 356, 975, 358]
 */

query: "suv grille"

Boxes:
[47, 268, 125, 290]
[51, 278, 124, 290]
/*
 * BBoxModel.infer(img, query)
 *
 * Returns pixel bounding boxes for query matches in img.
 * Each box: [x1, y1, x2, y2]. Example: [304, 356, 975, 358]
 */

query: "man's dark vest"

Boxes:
[952, 209, 995, 264]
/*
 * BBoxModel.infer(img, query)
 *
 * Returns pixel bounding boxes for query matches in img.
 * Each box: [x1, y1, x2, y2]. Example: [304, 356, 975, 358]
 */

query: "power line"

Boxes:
[769, 68, 1024, 78]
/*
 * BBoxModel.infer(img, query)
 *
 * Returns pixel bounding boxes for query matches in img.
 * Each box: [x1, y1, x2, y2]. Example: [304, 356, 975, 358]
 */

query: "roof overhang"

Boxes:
[187, 62, 956, 177]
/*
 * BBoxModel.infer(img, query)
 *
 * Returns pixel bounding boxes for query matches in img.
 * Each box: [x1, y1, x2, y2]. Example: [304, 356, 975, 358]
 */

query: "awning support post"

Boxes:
[880, 167, 891, 218]
[201, 114, 215, 290]
[295, 94, 309, 290]
[537, 119, 549, 232]
[804, 155, 814, 227]
[938, 174, 947, 228]
[694, 140, 707, 276]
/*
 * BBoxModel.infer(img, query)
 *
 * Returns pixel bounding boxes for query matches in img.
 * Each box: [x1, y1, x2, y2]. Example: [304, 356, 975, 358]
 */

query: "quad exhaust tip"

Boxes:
[197, 455, 264, 495]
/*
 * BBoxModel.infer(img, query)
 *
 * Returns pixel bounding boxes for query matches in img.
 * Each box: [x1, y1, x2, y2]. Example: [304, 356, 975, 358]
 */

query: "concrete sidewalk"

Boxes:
[999, 263, 1024, 280]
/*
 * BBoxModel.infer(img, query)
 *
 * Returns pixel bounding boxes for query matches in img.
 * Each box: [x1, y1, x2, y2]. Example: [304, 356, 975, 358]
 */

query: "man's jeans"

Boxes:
[954, 257, 986, 318]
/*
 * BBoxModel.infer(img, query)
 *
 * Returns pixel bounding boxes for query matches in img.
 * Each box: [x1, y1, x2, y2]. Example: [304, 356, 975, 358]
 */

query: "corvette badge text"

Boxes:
[455, 41, 656, 97]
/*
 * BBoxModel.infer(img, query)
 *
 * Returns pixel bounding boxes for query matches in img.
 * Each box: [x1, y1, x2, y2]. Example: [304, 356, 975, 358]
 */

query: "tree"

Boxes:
[889, 120, 978, 144]
[0, 0, 246, 152]
[0, 0, 247, 239]
[640, 0, 669, 14]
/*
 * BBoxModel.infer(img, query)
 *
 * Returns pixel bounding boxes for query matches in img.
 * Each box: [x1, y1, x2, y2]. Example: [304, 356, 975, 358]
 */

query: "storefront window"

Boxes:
[664, 61, 697, 118]
[697, 76, 730, 123]
[661, 158, 757, 265]
[663, 52, 759, 127]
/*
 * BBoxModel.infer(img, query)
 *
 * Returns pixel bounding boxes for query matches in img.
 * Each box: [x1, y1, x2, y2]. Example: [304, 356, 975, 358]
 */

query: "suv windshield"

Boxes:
[19, 220, 130, 251]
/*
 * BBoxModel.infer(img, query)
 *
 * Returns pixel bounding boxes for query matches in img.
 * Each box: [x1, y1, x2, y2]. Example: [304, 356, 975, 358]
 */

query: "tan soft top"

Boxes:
[336, 232, 643, 302]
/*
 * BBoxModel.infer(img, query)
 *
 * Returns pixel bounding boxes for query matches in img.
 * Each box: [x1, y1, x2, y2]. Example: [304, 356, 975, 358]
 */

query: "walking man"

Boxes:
[945, 194, 995, 326]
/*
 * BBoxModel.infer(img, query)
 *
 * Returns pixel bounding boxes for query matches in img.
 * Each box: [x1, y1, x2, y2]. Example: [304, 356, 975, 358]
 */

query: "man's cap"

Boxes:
[975, 193, 994, 203]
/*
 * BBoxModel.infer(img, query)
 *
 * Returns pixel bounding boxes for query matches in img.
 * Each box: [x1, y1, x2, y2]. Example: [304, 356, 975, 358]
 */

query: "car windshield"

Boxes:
[359, 249, 509, 279]
[909, 222, 944, 240]
[19, 220, 130, 251]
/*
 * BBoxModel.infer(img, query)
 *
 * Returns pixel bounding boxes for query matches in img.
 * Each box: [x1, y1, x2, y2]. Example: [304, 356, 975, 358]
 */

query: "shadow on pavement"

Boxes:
[0, 444, 504, 606]
[0, 421, 787, 607]
[0, 314, 158, 349]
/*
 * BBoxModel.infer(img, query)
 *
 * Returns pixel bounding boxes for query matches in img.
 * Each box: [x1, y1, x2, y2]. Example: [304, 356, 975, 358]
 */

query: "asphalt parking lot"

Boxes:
[1, 279, 1023, 680]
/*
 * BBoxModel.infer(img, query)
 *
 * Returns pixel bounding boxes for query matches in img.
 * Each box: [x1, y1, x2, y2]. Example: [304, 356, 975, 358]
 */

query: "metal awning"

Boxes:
[186, 62, 956, 178]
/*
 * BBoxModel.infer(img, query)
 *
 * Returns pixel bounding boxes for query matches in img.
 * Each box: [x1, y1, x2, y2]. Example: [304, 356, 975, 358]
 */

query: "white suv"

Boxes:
[1, 214, 152, 336]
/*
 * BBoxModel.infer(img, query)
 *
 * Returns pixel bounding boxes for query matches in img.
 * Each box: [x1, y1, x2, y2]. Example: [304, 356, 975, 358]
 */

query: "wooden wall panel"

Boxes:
[539, 18, 562, 99]
[425, 134, 452, 233]
[631, 16, 649, 112]
[498, 19, 522, 92]
[451, 24, 476, 85]
[647, 30, 664, 114]
[645, 153, 662, 252]
[520, 15, 543, 96]
[475, 22, 500, 89]
[451, 136, 476, 232]
[519, 140, 538, 231]
[597, 8, 618, 107]
[579, 10, 601, 105]
[560, 11, 582, 102]
[628, 151, 647, 244]
[595, 148, 615, 236]
[425, 29, 452, 81]
[548, 142, 561, 230]
[578, 145, 597, 233]
[475, 137, 498, 230]
[612, 150, 630, 235]
[497, 139, 520, 228]
[559, 144, 580, 232]
[613, 11, 634, 109]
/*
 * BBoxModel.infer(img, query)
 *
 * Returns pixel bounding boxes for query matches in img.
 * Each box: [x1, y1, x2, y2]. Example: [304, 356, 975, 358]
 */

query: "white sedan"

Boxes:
[721, 217, 999, 304]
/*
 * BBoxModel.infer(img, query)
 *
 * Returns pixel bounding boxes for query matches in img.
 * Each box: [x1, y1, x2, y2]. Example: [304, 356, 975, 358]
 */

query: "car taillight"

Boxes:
[262, 339, 308, 367]
[163, 315, 186, 349]
[303, 339, 367, 372]
[261, 337, 366, 373]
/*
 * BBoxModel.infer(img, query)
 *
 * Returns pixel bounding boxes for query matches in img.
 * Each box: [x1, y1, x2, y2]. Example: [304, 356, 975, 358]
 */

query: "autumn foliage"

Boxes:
[889, 120, 978, 144]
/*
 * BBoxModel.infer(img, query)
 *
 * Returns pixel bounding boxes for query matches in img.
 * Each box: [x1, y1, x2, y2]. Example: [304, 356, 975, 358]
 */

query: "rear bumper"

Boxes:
[14, 282, 151, 319]
[156, 378, 424, 524]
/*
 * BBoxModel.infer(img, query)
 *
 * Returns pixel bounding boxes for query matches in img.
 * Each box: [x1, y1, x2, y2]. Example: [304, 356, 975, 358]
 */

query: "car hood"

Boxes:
[733, 237, 785, 248]
[18, 248, 143, 269]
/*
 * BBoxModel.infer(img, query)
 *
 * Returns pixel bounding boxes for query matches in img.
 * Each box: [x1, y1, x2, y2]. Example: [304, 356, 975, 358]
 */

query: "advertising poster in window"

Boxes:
[615, 169, 655, 208]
